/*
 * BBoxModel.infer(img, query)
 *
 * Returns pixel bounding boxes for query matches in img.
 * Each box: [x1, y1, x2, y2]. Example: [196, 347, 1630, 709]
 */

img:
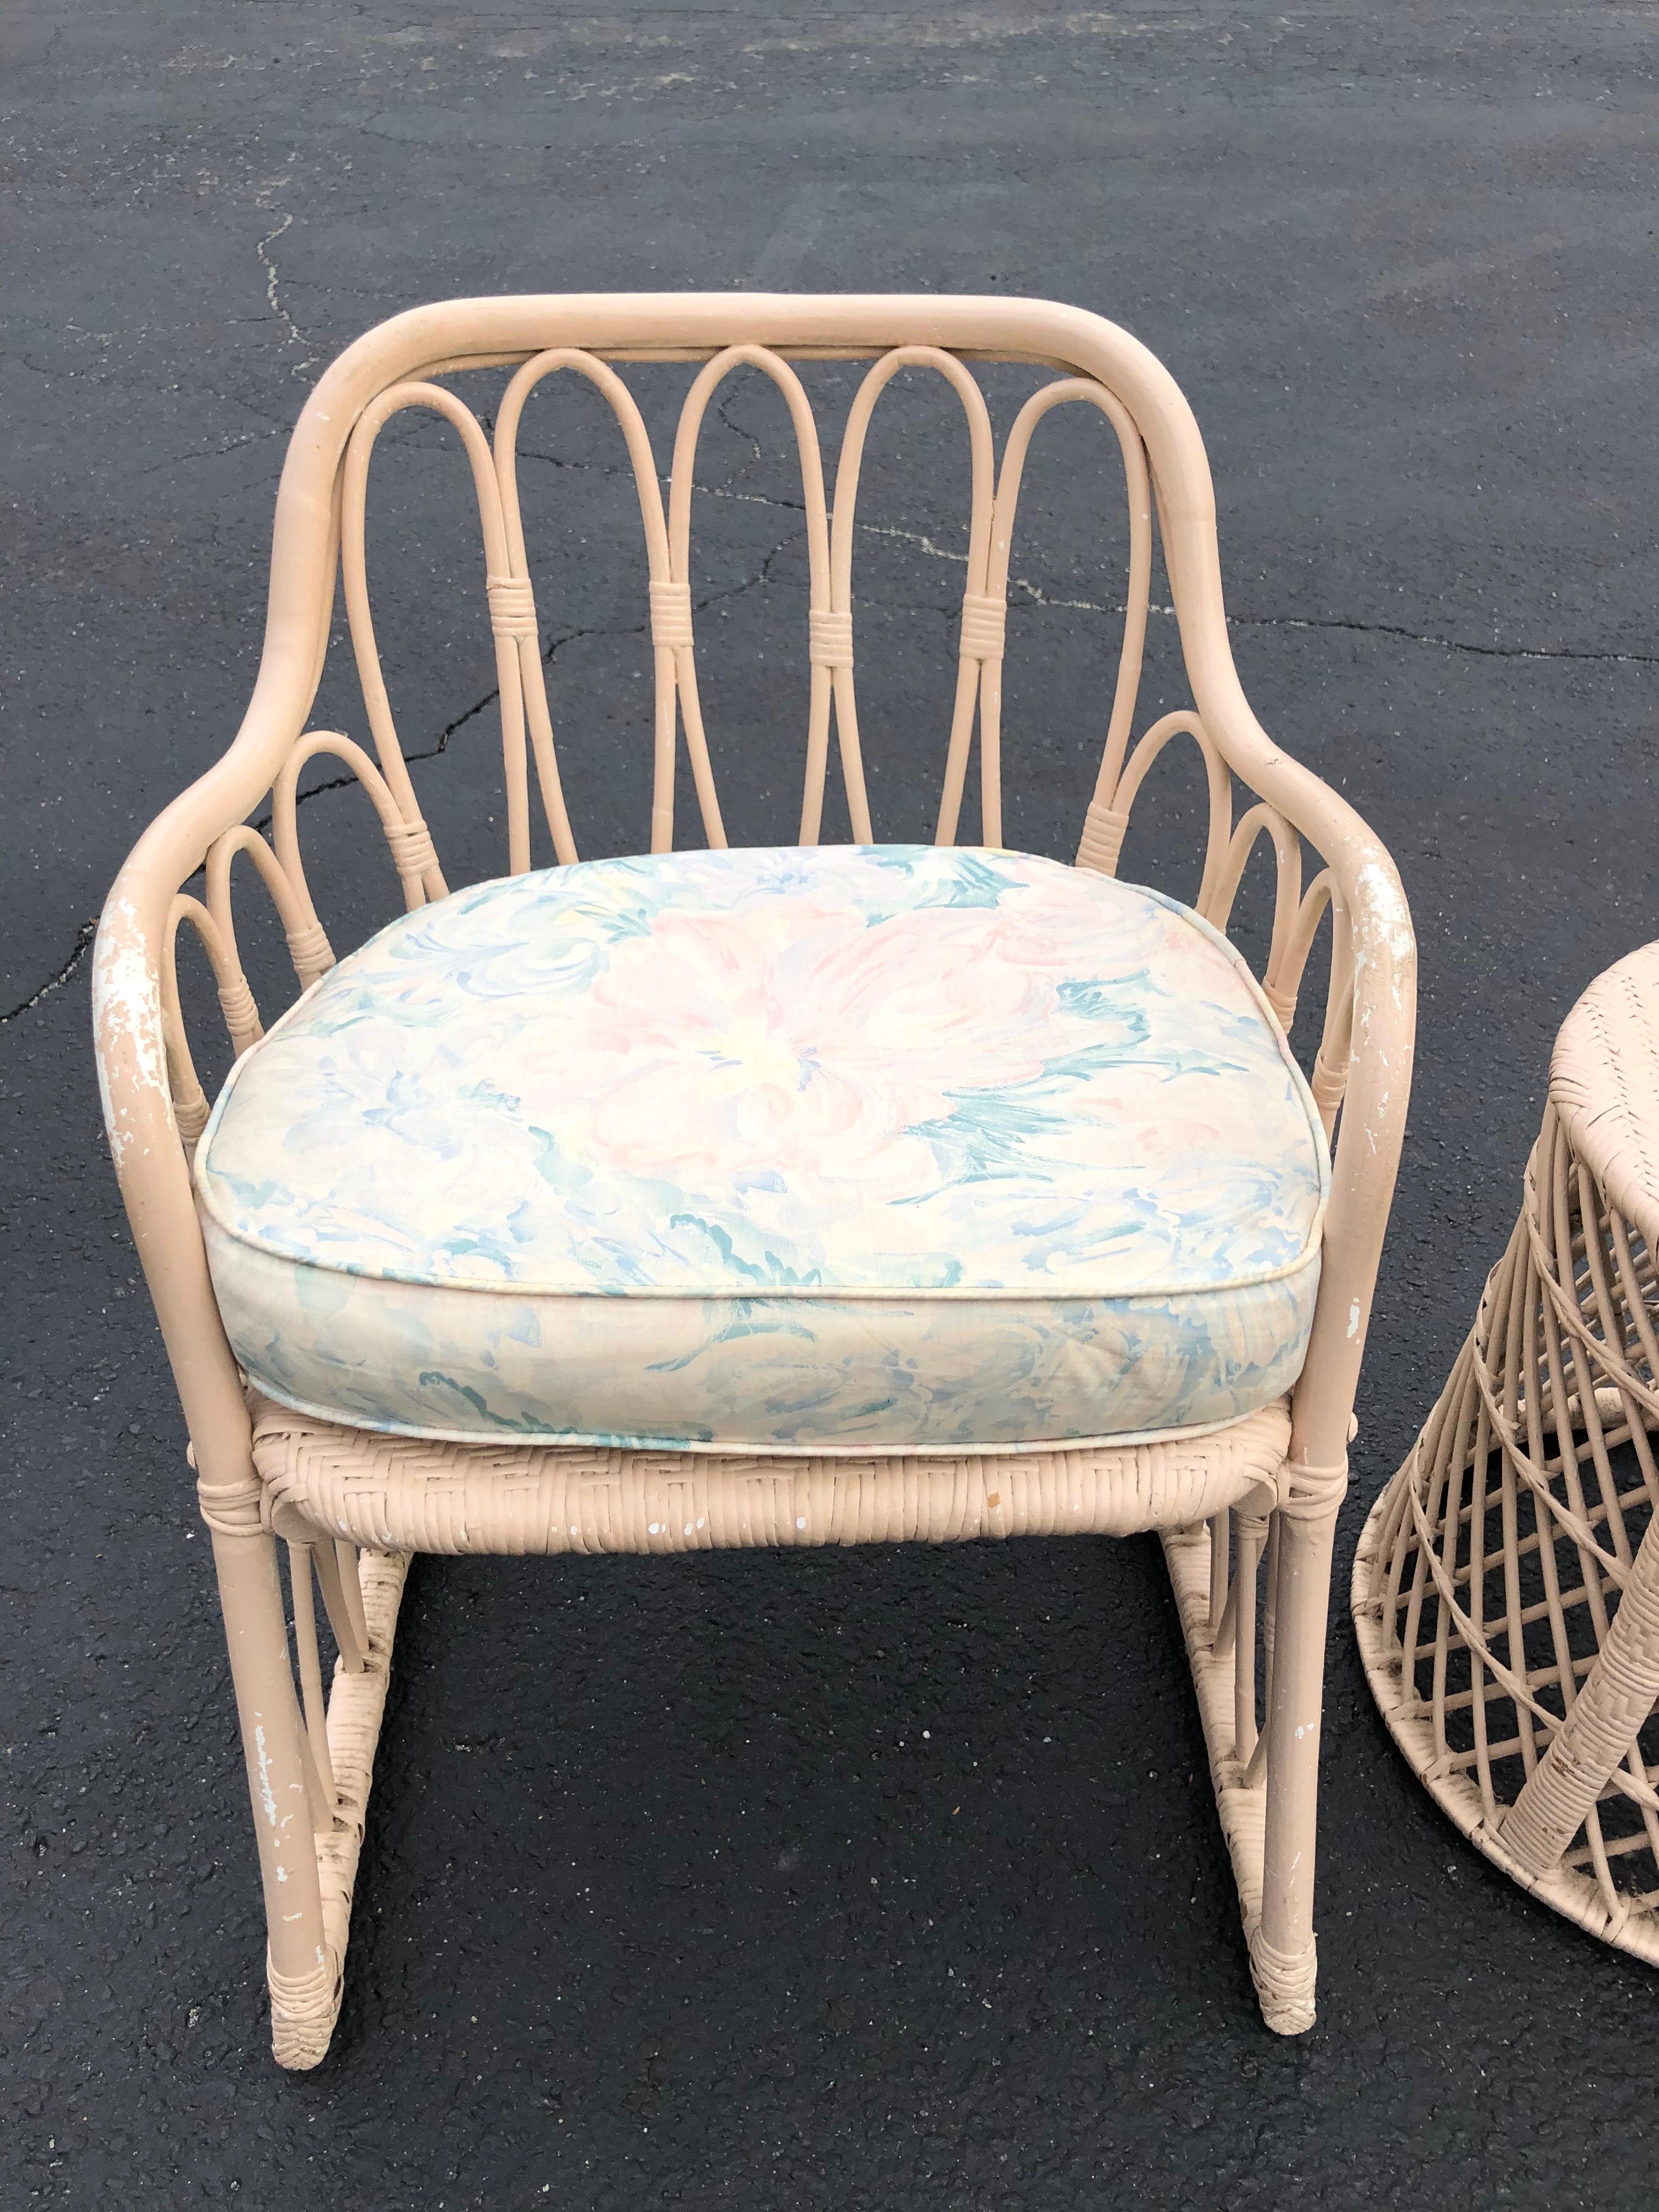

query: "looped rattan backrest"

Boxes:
[123, 298, 1415, 1220]
[328, 336, 1154, 872]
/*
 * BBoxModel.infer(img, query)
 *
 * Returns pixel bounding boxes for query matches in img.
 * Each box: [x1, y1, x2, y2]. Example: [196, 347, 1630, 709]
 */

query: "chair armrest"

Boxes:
[93, 789, 274, 1462]
[1188, 661, 1417, 1476]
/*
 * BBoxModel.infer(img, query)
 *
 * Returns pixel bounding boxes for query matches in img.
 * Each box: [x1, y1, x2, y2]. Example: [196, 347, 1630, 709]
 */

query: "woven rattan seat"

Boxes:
[1356, 939, 1659, 1964]
[95, 294, 1415, 2064]
[251, 1395, 1295, 1555]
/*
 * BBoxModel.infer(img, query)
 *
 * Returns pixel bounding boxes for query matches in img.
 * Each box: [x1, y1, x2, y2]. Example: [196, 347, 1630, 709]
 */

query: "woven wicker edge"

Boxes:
[1549, 940, 1659, 1264]
[1350, 1477, 1659, 1973]
[251, 1396, 1294, 1557]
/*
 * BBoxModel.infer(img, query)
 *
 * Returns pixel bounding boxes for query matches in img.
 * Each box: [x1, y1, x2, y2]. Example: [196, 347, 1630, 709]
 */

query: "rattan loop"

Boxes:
[958, 591, 1006, 661]
[1277, 1457, 1348, 1520]
[1263, 982, 1297, 1032]
[807, 607, 854, 669]
[197, 1471, 264, 1538]
[1310, 1049, 1348, 1113]
[1248, 1926, 1317, 2028]
[385, 816, 438, 884]
[1079, 801, 1133, 876]
[216, 969, 260, 1044]
[174, 1089, 211, 1146]
[485, 573, 538, 641]
[649, 577, 695, 651]
[267, 1950, 342, 2016]
[267, 1948, 343, 2070]
[284, 920, 335, 985]
[1074, 800, 1128, 877]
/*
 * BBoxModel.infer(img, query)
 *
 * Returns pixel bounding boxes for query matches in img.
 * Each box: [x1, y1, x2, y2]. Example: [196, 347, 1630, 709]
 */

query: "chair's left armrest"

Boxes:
[1183, 656, 1418, 1475]
[1293, 832, 1416, 1470]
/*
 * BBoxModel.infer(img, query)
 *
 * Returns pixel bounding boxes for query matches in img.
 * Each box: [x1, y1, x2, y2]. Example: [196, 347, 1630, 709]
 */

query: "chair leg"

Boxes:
[1162, 1465, 1343, 2035]
[204, 1517, 341, 2067]
[1250, 1484, 1342, 2034]
[1161, 1502, 1276, 2020]
[199, 1443, 412, 2068]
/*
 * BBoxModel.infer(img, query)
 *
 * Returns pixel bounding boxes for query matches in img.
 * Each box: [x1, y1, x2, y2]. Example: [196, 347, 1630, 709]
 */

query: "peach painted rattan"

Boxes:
[92, 295, 1416, 2066]
[1355, 941, 1659, 1963]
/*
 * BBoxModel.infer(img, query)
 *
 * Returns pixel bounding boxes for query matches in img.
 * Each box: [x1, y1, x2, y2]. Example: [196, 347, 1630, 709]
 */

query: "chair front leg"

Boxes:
[196, 1450, 338, 2067]
[1251, 1455, 1348, 2033]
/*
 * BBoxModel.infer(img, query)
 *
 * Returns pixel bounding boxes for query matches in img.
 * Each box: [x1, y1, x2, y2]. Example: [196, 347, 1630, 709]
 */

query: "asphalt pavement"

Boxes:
[5, 5, 1659, 2205]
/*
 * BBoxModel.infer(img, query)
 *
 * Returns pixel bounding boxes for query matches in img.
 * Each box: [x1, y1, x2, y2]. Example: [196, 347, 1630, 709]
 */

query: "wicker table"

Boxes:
[1355, 941, 1659, 1961]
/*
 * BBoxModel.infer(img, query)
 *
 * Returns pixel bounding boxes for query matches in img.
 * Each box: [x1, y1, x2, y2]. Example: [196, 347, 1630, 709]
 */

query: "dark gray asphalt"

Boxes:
[6, 5, 1659, 2206]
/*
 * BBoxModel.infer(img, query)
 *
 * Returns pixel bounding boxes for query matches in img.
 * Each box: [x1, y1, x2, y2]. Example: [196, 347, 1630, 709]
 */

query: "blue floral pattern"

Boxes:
[196, 844, 1327, 1450]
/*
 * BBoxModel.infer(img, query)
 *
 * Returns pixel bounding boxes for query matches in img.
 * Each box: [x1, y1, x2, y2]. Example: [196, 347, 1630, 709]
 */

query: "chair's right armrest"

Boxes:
[93, 801, 256, 1464]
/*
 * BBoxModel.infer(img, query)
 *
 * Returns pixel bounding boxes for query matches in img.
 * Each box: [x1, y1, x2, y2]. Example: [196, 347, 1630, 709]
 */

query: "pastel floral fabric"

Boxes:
[196, 844, 1328, 1451]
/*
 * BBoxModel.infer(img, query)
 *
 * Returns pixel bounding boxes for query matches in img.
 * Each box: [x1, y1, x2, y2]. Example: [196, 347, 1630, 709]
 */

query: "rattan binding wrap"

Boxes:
[1355, 942, 1659, 1964]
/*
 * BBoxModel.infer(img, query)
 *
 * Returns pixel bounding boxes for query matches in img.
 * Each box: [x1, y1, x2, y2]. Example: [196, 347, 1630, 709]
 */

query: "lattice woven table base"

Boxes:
[1355, 947, 1659, 1964]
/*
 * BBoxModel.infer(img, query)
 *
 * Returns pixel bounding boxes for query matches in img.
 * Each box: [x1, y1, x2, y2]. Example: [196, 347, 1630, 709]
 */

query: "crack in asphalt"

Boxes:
[251, 523, 799, 819]
[2, 525, 800, 1036]
[515, 444, 1657, 665]
[716, 386, 764, 462]
[1225, 612, 1659, 665]
[134, 423, 288, 479]
[13, 419, 1655, 1035]
[254, 208, 317, 382]
[0, 921, 96, 1029]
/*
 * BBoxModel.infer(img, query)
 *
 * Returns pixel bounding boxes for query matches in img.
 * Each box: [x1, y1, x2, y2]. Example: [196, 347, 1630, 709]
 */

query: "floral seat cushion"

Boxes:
[195, 844, 1328, 1453]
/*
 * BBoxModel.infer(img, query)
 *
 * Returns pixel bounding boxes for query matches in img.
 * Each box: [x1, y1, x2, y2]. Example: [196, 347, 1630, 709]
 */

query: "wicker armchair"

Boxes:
[93, 294, 1415, 2066]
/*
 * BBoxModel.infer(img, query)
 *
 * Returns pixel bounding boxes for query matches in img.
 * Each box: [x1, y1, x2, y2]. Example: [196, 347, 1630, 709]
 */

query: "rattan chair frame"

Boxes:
[92, 294, 1416, 2065]
[1355, 943, 1659, 1963]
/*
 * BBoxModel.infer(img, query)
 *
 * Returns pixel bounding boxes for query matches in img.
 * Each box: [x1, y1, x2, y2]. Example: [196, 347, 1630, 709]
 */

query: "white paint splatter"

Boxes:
[252, 1722, 279, 1829]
